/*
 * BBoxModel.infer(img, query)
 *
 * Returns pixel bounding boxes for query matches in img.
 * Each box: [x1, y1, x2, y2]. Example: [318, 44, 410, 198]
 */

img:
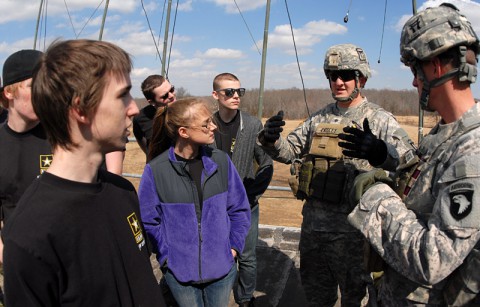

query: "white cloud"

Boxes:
[178, 0, 194, 12]
[142, 1, 158, 12]
[0, 0, 138, 24]
[0, 38, 36, 54]
[0, 1, 44, 24]
[202, 48, 244, 59]
[395, 15, 412, 33]
[262, 20, 347, 55]
[170, 57, 205, 68]
[396, 0, 480, 33]
[207, 0, 265, 14]
[110, 30, 161, 56]
[132, 67, 156, 78]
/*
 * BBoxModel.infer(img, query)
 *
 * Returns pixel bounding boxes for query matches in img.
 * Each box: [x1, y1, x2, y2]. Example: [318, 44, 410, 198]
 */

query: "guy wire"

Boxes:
[284, 0, 310, 117]
[141, 0, 163, 63]
[378, 0, 388, 63]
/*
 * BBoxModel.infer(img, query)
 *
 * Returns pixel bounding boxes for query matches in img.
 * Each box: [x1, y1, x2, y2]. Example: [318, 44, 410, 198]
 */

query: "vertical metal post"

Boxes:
[33, 0, 45, 49]
[412, 0, 424, 144]
[162, 0, 173, 77]
[257, 0, 271, 120]
[99, 0, 110, 41]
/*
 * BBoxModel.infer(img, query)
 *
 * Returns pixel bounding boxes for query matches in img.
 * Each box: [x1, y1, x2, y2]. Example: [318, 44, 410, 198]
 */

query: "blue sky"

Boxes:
[1, 0, 480, 99]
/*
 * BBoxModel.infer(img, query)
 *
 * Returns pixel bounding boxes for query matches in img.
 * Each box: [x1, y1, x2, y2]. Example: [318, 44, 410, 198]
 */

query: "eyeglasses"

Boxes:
[216, 88, 246, 97]
[161, 86, 175, 100]
[328, 71, 357, 82]
[185, 117, 216, 131]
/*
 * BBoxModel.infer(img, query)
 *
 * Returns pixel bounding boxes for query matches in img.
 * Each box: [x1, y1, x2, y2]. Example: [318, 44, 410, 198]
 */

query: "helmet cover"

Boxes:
[400, 3, 479, 66]
[324, 44, 371, 78]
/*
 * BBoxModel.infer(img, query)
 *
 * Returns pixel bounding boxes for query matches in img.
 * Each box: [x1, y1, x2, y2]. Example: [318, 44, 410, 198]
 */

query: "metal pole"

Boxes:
[257, 0, 271, 120]
[98, 0, 110, 41]
[33, 0, 45, 49]
[162, 0, 173, 77]
[412, 0, 424, 144]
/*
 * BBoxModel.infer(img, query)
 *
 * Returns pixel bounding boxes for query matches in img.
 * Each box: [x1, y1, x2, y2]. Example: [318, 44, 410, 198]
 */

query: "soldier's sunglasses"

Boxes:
[161, 86, 175, 100]
[216, 88, 246, 97]
[328, 71, 357, 82]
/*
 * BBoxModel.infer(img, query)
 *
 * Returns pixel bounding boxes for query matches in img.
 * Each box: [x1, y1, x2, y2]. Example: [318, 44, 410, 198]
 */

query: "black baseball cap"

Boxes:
[1, 49, 43, 91]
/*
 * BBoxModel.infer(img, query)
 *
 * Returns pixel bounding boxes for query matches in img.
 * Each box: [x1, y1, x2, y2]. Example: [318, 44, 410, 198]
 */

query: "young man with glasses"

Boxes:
[257, 44, 415, 306]
[347, 4, 480, 305]
[133, 74, 176, 158]
[212, 73, 273, 307]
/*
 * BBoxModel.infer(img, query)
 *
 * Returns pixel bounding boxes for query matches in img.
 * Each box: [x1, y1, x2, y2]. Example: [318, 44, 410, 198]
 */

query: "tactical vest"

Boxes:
[289, 123, 352, 204]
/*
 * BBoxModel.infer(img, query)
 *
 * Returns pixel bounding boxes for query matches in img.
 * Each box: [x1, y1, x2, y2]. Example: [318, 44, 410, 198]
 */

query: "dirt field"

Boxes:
[123, 115, 437, 228]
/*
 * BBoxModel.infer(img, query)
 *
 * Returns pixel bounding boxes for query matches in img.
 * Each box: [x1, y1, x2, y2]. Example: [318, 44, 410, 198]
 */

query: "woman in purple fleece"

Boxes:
[138, 98, 251, 307]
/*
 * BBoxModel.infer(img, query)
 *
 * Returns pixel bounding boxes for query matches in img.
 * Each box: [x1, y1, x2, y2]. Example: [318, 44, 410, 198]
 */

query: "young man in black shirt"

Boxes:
[2, 39, 165, 306]
[133, 74, 176, 159]
[0, 48, 53, 307]
[211, 73, 273, 307]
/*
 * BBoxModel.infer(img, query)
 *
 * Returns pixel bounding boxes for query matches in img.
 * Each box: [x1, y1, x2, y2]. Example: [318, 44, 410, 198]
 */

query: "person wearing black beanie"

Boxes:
[0, 49, 52, 306]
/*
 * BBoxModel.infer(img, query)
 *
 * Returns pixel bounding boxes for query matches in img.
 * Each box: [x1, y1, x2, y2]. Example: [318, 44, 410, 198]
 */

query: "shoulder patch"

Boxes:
[449, 182, 474, 220]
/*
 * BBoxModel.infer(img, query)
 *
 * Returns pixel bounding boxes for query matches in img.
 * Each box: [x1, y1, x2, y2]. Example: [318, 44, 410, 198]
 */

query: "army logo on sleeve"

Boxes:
[40, 154, 53, 173]
[449, 182, 474, 220]
[127, 212, 146, 250]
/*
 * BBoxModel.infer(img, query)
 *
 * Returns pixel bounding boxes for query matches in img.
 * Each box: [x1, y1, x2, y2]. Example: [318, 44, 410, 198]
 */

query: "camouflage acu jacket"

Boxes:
[348, 102, 480, 305]
[259, 98, 414, 232]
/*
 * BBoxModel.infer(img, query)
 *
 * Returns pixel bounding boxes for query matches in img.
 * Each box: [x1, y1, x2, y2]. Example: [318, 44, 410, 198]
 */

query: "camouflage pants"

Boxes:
[299, 229, 371, 307]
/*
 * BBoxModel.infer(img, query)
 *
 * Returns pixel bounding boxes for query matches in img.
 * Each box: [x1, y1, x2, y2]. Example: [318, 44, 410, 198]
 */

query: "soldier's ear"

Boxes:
[359, 77, 367, 88]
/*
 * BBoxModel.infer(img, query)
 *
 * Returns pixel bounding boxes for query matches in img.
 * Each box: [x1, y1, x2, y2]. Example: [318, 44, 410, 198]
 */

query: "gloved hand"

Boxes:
[338, 118, 388, 166]
[263, 110, 285, 143]
[349, 169, 392, 206]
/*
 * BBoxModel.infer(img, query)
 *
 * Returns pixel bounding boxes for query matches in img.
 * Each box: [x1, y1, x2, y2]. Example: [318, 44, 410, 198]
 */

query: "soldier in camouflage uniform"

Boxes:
[257, 44, 415, 306]
[347, 3, 480, 306]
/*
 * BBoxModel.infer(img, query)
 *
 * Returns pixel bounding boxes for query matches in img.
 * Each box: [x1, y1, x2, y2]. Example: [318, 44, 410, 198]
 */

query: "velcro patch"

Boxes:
[449, 182, 474, 220]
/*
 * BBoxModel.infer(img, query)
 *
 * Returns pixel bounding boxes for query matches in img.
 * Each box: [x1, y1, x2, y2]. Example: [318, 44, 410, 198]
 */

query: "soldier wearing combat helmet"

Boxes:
[257, 43, 415, 306]
[324, 43, 371, 103]
[347, 3, 480, 305]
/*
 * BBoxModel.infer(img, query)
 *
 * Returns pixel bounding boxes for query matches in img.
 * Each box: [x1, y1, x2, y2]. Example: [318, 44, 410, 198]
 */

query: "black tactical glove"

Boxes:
[263, 110, 285, 143]
[338, 118, 388, 166]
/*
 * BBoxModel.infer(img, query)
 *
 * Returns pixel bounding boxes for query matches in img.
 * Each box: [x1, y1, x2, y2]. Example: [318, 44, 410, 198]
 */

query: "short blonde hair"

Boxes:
[1, 82, 23, 108]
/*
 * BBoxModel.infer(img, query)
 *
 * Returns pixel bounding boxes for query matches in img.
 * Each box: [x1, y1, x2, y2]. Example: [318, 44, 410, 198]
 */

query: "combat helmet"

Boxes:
[323, 44, 370, 102]
[400, 3, 479, 110]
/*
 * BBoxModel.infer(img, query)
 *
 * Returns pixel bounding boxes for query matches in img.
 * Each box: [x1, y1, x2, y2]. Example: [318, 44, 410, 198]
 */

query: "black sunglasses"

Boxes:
[161, 86, 175, 100]
[216, 88, 246, 97]
[328, 71, 357, 82]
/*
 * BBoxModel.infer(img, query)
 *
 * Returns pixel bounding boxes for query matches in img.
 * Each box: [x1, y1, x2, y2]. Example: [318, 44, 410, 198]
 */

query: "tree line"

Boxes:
[136, 87, 427, 120]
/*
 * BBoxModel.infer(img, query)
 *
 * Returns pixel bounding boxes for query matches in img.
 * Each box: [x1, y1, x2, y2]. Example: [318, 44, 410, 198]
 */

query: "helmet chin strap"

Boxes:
[331, 72, 361, 103]
[417, 46, 476, 111]
[417, 65, 462, 111]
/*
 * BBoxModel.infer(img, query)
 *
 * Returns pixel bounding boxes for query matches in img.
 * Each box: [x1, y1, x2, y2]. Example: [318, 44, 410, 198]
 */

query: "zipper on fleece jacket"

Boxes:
[198, 222, 202, 281]
[186, 171, 204, 282]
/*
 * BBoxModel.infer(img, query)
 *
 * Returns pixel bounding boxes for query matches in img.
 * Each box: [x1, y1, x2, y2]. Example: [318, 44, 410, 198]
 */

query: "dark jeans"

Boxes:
[165, 263, 237, 307]
[234, 204, 259, 304]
